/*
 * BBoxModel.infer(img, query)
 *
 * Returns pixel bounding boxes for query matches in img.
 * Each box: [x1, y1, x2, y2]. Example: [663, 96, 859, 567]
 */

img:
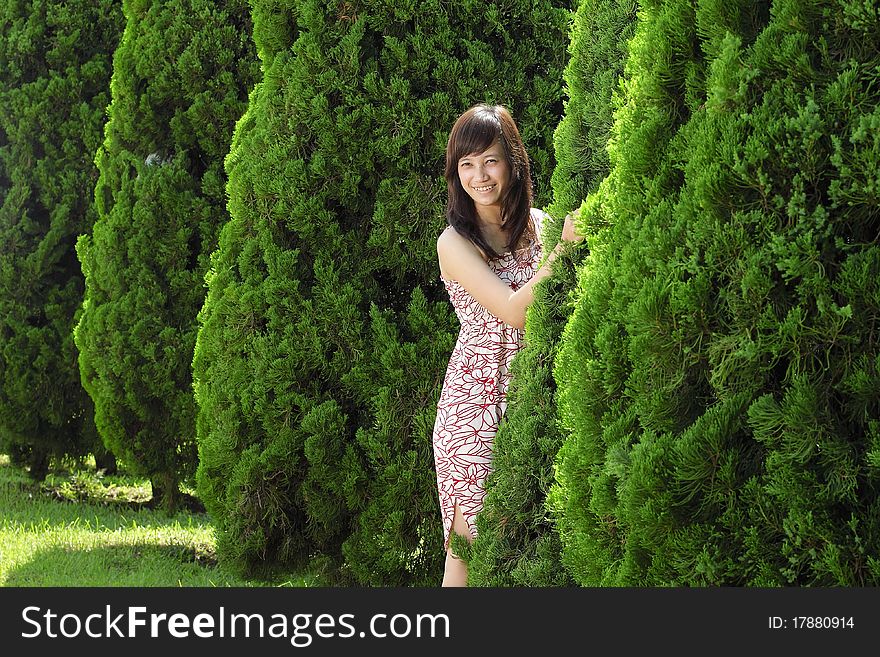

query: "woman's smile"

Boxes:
[457, 142, 510, 220]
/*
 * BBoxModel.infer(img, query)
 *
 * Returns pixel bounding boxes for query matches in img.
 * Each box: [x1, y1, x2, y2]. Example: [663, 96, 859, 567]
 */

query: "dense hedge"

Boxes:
[74, 0, 259, 510]
[469, 0, 638, 586]
[193, 0, 574, 583]
[2, 0, 873, 590]
[0, 0, 123, 478]
[555, 0, 880, 585]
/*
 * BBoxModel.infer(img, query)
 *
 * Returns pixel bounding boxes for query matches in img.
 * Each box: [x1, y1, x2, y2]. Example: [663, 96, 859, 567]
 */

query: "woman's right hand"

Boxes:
[561, 210, 585, 243]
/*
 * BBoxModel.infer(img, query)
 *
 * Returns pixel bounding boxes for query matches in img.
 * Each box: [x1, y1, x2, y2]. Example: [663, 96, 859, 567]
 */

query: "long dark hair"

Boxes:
[444, 104, 534, 260]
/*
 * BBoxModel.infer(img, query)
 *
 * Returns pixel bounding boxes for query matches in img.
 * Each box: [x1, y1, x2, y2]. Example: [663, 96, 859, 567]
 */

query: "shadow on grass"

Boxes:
[3, 456, 206, 513]
[2, 541, 232, 587]
[1, 473, 214, 533]
[32, 480, 206, 514]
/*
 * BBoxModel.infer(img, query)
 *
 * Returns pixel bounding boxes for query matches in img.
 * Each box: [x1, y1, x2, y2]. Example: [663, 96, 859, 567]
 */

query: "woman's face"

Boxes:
[457, 141, 511, 216]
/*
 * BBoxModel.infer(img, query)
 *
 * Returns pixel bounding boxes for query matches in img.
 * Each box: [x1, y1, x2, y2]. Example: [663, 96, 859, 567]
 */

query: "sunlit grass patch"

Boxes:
[0, 455, 314, 587]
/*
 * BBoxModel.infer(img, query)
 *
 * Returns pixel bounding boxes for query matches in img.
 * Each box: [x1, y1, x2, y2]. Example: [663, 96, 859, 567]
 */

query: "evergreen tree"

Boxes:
[555, 0, 880, 585]
[0, 0, 123, 478]
[75, 0, 259, 511]
[194, 0, 573, 583]
[469, 0, 637, 586]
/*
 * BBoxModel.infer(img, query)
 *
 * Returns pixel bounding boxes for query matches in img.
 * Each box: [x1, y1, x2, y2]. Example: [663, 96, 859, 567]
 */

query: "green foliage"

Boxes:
[546, 0, 639, 224]
[194, 0, 574, 584]
[469, 0, 637, 586]
[0, 0, 124, 478]
[554, 0, 880, 585]
[74, 0, 259, 511]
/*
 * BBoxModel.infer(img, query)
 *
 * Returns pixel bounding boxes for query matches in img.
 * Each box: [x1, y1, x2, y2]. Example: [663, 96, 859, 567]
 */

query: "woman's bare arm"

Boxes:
[437, 213, 583, 330]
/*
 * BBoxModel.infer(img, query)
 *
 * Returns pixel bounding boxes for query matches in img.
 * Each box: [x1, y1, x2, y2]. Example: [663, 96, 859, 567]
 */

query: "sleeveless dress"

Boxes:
[432, 208, 545, 549]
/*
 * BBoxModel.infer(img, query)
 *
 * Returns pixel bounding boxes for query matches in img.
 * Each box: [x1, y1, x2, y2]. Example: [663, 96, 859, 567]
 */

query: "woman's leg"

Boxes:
[442, 503, 471, 587]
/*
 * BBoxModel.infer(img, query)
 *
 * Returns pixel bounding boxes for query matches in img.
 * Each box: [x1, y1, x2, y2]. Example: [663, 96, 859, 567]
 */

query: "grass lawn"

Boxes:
[0, 454, 311, 587]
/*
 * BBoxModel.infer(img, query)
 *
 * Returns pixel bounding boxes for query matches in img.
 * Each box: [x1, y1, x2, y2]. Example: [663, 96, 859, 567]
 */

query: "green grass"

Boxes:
[0, 455, 313, 587]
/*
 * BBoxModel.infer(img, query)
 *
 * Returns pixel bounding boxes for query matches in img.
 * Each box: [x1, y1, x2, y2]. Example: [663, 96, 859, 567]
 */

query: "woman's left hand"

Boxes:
[561, 210, 585, 243]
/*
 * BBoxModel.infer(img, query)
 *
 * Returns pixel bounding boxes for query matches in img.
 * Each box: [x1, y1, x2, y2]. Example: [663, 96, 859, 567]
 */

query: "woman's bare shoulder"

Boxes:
[437, 224, 461, 246]
[437, 225, 483, 256]
[437, 226, 487, 278]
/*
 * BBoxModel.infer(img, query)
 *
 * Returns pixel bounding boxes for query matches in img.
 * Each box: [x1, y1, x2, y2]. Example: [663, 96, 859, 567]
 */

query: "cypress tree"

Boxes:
[74, 0, 259, 511]
[555, 0, 880, 585]
[194, 0, 573, 583]
[0, 0, 123, 478]
[468, 0, 637, 586]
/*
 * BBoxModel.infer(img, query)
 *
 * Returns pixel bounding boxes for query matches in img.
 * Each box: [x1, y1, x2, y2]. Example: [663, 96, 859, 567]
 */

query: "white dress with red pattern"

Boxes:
[432, 208, 545, 549]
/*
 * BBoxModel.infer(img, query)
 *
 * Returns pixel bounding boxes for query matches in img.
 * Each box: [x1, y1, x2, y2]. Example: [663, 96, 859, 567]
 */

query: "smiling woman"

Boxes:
[431, 104, 583, 586]
[456, 145, 511, 231]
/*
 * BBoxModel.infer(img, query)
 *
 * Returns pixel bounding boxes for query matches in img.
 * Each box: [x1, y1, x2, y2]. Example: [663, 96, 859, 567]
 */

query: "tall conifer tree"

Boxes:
[555, 0, 880, 585]
[0, 0, 123, 478]
[469, 0, 638, 587]
[194, 0, 573, 583]
[75, 0, 259, 511]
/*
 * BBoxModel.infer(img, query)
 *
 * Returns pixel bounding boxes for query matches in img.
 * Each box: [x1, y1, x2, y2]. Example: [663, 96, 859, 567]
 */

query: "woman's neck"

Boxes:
[475, 203, 503, 228]
[477, 218, 509, 255]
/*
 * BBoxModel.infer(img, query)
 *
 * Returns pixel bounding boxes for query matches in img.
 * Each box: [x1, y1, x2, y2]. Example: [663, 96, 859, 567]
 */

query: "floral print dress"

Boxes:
[432, 208, 545, 548]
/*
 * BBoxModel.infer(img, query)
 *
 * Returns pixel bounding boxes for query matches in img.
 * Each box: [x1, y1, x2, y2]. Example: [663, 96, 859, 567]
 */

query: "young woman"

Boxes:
[432, 104, 583, 586]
